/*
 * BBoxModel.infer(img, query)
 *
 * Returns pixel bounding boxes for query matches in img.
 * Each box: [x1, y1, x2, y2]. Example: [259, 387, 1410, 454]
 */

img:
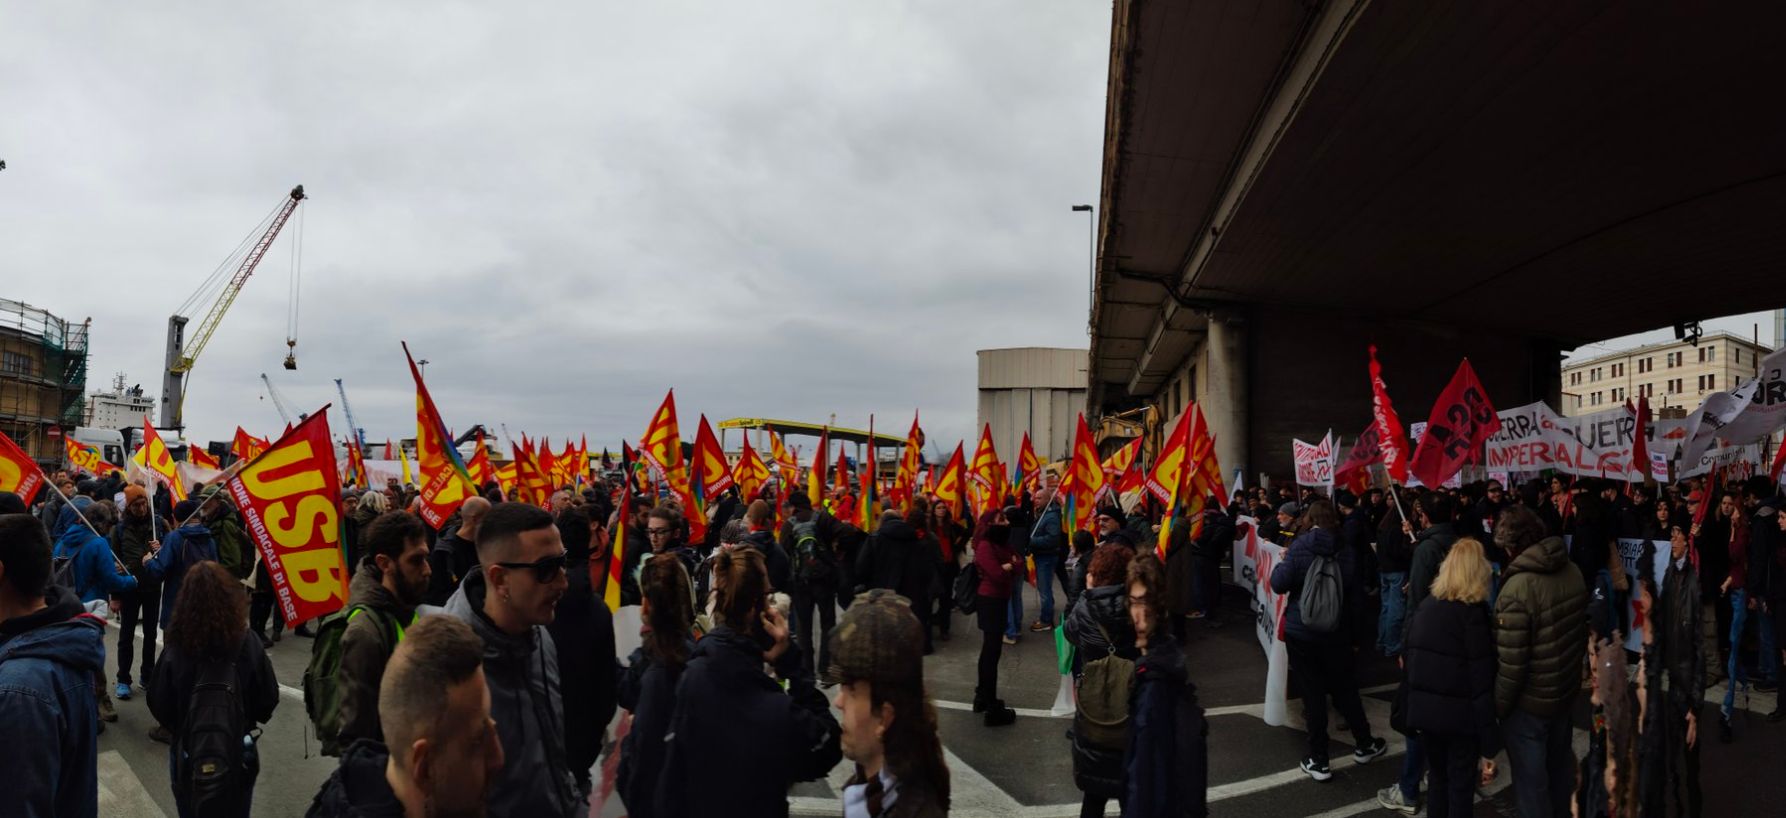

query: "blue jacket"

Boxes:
[54, 528, 137, 605]
[49, 498, 92, 542]
[1030, 502, 1065, 555]
[1269, 527, 1360, 643]
[145, 524, 219, 623]
[0, 586, 105, 818]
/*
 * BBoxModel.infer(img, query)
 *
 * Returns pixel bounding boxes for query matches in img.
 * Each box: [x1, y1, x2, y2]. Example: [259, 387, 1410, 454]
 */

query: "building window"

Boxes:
[1639, 357, 1651, 373]
[1736, 348, 1743, 365]
[1639, 383, 1653, 398]
[1667, 378, 1682, 394]
[1590, 391, 1601, 406]
[1611, 387, 1624, 401]
[0, 351, 32, 377]
[1574, 394, 1582, 409]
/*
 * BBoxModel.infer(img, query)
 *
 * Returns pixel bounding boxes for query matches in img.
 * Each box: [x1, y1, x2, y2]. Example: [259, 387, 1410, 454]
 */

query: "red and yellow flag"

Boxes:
[1013, 431, 1041, 494]
[769, 430, 798, 476]
[893, 412, 923, 508]
[604, 443, 635, 612]
[224, 410, 348, 624]
[231, 427, 271, 462]
[187, 446, 221, 472]
[134, 418, 186, 501]
[343, 441, 368, 490]
[538, 438, 560, 491]
[512, 437, 551, 507]
[733, 436, 771, 502]
[465, 432, 493, 488]
[495, 461, 518, 498]
[931, 443, 967, 516]
[65, 438, 120, 477]
[403, 343, 477, 528]
[1058, 413, 1105, 536]
[691, 415, 734, 503]
[808, 427, 830, 509]
[640, 390, 687, 488]
[0, 429, 46, 505]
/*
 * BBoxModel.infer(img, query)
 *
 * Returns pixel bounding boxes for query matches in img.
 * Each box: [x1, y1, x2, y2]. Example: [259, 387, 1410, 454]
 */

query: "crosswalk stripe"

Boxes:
[98, 749, 167, 817]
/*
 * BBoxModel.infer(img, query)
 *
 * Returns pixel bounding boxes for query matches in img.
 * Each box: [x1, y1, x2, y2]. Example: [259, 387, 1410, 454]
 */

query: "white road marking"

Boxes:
[98, 749, 167, 817]
[933, 698, 1064, 719]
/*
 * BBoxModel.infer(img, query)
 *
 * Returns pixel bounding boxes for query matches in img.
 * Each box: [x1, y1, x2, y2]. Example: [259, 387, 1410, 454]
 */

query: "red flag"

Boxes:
[1409, 359, 1501, 489]
[1629, 396, 1652, 483]
[1770, 440, 1786, 483]
[1369, 345, 1411, 484]
[225, 410, 347, 624]
[691, 415, 734, 500]
[1333, 423, 1383, 493]
[0, 429, 46, 505]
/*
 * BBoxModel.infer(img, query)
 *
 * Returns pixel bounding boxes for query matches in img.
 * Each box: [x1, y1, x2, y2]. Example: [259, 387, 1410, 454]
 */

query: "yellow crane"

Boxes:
[159, 185, 306, 430]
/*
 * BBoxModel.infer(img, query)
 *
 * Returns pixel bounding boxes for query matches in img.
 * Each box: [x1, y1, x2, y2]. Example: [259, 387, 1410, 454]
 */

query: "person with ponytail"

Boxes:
[617, 553, 698, 818]
[826, 589, 949, 817]
[654, 546, 842, 817]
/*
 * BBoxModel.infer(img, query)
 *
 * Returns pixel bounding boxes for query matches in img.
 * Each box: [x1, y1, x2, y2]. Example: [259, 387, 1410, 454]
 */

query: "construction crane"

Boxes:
[160, 185, 307, 430]
[334, 378, 367, 450]
[260, 373, 303, 427]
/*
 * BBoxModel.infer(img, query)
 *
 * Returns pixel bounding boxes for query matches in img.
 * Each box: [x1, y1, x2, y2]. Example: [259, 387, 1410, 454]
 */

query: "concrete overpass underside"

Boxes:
[1089, 0, 1786, 478]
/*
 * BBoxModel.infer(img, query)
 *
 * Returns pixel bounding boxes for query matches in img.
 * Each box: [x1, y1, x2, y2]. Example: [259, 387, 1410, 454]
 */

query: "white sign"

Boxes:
[1483, 401, 1688, 480]
[1231, 516, 1290, 726]
[1292, 432, 1336, 489]
[1676, 443, 1764, 479]
[1680, 346, 1786, 464]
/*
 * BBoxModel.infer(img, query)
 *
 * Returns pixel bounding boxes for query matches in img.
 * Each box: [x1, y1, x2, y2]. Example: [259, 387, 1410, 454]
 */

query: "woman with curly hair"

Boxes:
[148, 561, 279, 817]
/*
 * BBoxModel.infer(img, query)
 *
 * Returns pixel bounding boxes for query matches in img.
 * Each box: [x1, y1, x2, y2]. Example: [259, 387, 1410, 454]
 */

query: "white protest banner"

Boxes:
[1292, 433, 1336, 489]
[1676, 443, 1763, 479]
[1405, 423, 1461, 488]
[1231, 516, 1290, 726]
[1564, 535, 1672, 652]
[1680, 346, 1786, 464]
[1484, 401, 1689, 480]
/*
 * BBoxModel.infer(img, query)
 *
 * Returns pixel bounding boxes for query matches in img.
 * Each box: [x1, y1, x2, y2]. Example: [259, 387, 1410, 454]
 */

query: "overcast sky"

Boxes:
[2, 1, 1110, 456]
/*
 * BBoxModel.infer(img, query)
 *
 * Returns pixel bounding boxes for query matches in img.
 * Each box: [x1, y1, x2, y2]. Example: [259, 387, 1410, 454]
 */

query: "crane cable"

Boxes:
[174, 197, 285, 320]
[286, 202, 304, 345]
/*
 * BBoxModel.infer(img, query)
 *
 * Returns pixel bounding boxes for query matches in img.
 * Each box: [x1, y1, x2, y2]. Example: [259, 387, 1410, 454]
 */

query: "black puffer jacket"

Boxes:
[617, 642, 692, 818]
[1063, 584, 1137, 798]
[1493, 536, 1588, 718]
[305, 740, 403, 817]
[1404, 598, 1501, 758]
[859, 518, 934, 602]
[654, 625, 841, 818]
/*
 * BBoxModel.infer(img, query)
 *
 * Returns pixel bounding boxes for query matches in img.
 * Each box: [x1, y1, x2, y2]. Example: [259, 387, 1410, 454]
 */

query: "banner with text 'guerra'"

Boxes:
[226, 411, 348, 624]
[1482, 402, 1689, 480]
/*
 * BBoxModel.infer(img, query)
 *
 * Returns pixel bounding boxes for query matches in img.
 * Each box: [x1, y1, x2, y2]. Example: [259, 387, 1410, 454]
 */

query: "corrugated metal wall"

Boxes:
[976, 349, 1088, 465]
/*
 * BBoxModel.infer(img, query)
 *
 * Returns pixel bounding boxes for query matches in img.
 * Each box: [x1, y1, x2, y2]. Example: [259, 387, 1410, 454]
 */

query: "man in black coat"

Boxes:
[548, 505, 619, 803]
[859, 510, 938, 652]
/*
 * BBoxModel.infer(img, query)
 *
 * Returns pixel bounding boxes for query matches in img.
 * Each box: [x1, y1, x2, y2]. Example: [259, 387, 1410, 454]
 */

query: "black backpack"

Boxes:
[178, 658, 250, 817]
[1299, 553, 1345, 634]
[952, 561, 980, 615]
[791, 518, 835, 585]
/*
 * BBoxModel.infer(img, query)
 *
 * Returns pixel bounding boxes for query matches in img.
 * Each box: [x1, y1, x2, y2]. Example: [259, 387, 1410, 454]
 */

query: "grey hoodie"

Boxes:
[443, 572, 578, 817]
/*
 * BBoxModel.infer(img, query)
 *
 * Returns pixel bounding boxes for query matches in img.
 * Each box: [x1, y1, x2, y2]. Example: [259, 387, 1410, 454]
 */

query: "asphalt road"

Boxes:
[93, 576, 1785, 816]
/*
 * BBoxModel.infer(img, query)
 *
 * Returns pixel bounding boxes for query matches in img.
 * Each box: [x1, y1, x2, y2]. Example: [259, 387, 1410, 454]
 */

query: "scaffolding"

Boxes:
[0, 298, 90, 462]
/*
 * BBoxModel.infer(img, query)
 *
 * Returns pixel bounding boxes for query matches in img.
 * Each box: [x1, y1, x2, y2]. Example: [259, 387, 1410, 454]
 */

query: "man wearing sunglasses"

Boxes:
[444, 502, 578, 817]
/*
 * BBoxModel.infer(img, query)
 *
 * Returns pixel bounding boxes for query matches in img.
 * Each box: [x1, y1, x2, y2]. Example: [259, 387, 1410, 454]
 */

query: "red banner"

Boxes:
[0, 430, 46, 505]
[232, 427, 270, 462]
[1409, 359, 1501, 490]
[1369, 346, 1411, 484]
[226, 411, 348, 624]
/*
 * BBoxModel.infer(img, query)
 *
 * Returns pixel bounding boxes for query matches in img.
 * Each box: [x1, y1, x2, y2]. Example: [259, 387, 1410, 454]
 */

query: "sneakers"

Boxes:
[1376, 785, 1418, 814]
[973, 697, 1006, 713]
[1352, 737, 1388, 765]
[1029, 620, 1050, 633]
[114, 683, 132, 701]
[1002, 634, 1018, 645]
[1300, 758, 1332, 782]
[984, 705, 1017, 727]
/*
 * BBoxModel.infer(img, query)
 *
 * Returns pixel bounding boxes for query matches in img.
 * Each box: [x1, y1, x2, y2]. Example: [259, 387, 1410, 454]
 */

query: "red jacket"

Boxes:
[973, 511, 1021, 598]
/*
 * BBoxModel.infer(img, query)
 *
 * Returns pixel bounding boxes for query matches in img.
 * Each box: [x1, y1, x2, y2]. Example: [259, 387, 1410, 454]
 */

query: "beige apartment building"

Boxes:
[1561, 330, 1771, 416]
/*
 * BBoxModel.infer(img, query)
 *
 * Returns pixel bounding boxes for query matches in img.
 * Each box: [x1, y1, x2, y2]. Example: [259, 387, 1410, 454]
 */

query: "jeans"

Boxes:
[792, 582, 839, 677]
[1005, 586, 1024, 638]
[1033, 553, 1060, 626]
[1501, 707, 1575, 818]
[116, 585, 161, 685]
[1283, 636, 1375, 764]
[1723, 589, 1778, 717]
[1423, 731, 1479, 818]
[1378, 572, 1407, 657]
[1398, 733, 1425, 800]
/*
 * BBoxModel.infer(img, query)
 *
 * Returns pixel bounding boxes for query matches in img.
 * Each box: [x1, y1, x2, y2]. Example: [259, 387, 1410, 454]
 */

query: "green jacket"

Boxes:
[207, 511, 255, 582]
[1493, 536, 1588, 718]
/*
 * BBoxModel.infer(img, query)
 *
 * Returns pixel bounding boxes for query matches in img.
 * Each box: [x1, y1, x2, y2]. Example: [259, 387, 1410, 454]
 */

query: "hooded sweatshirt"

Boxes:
[330, 562, 418, 756]
[443, 572, 578, 817]
[304, 739, 404, 818]
[0, 586, 106, 818]
[145, 523, 220, 623]
[55, 526, 138, 605]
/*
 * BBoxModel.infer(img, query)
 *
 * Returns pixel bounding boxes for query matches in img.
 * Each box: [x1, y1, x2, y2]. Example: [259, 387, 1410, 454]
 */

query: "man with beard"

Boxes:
[306, 615, 506, 818]
[329, 511, 432, 755]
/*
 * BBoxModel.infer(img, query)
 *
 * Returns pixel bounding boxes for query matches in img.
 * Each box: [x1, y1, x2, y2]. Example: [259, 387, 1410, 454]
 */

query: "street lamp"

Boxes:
[1072, 204, 1094, 336]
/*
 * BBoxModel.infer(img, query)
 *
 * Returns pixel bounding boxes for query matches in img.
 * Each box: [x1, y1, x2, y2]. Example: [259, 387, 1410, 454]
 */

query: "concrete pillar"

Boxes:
[1202, 312, 1248, 483]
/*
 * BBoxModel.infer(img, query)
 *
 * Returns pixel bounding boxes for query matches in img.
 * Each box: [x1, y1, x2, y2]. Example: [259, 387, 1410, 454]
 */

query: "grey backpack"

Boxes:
[1299, 553, 1344, 633]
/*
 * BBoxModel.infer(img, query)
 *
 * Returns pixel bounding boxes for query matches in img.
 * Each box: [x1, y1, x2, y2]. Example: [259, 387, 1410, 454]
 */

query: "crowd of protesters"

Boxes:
[3, 453, 1779, 817]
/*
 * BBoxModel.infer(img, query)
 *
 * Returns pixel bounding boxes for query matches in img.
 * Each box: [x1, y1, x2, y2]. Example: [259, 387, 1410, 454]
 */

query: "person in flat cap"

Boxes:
[826, 589, 949, 818]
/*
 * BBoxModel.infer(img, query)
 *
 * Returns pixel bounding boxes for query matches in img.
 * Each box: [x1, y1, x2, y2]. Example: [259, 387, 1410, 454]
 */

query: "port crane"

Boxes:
[160, 185, 307, 429]
[260, 373, 305, 427]
[335, 379, 368, 450]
